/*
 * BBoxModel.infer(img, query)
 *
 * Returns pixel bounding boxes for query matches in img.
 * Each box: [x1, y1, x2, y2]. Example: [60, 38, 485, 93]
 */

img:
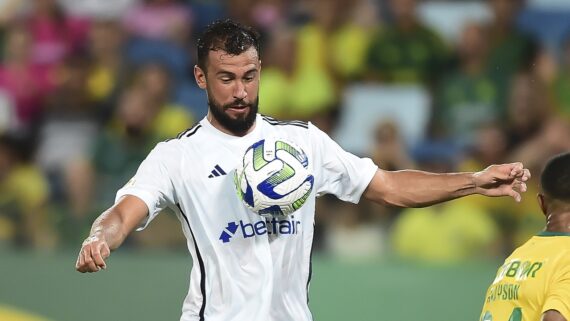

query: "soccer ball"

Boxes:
[234, 138, 314, 217]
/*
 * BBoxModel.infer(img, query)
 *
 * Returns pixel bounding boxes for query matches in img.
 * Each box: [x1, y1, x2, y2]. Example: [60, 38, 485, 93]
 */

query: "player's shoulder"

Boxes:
[150, 122, 203, 155]
[259, 114, 332, 146]
[259, 114, 310, 130]
[166, 121, 204, 142]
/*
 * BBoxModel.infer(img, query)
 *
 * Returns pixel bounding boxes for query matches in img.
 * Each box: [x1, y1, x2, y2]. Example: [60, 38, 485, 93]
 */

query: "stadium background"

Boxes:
[0, 0, 569, 320]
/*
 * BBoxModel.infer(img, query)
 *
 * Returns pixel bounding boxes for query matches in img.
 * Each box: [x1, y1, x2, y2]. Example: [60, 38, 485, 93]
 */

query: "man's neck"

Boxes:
[545, 211, 570, 233]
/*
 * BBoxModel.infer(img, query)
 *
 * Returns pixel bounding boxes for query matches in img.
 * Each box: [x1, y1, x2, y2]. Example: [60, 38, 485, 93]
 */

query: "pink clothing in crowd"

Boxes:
[122, 4, 191, 40]
[27, 15, 90, 65]
[0, 64, 54, 125]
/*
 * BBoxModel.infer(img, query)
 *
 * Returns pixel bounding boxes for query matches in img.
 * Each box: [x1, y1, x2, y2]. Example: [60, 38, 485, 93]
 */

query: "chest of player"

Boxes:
[174, 131, 315, 246]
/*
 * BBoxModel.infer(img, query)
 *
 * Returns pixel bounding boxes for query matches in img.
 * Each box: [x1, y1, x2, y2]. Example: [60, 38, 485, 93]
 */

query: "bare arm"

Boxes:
[363, 163, 530, 208]
[75, 195, 149, 273]
[542, 310, 567, 321]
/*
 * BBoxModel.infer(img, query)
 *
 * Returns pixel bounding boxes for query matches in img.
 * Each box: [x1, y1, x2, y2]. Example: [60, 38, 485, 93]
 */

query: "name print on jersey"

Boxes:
[219, 216, 301, 243]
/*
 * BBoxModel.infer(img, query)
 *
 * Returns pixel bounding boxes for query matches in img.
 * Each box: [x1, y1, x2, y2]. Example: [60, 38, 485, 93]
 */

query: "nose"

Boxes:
[233, 81, 247, 100]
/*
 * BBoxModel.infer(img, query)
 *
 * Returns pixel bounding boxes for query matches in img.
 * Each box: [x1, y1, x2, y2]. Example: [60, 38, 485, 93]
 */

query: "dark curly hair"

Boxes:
[541, 152, 570, 202]
[196, 19, 260, 72]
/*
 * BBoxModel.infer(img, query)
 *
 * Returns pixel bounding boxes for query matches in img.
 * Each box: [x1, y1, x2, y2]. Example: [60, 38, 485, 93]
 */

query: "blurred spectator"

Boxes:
[0, 24, 54, 130]
[510, 117, 570, 172]
[0, 132, 55, 249]
[458, 122, 519, 254]
[391, 198, 500, 264]
[0, 0, 27, 26]
[123, 0, 192, 45]
[504, 73, 552, 150]
[552, 36, 570, 119]
[266, 0, 378, 127]
[365, 119, 412, 225]
[24, 0, 90, 66]
[228, 0, 286, 36]
[325, 199, 386, 261]
[370, 120, 414, 171]
[366, 0, 449, 84]
[436, 23, 500, 147]
[0, 90, 16, 133]
[298, 0, 378, 81]
[86, 19, 126, 122]
[391, 156, 499, 264]
[67, 88, 159, 221]
[460, 122, 509, 171]
[131, 63, 194, 139]
[36, 54, 99, 215]
[286, 0, 345, 121]
[226, 0, 255, 27]
[258, 26, 296, 119]
[486, 0, 537, 107]
[66, 87, 189, 247]
[250, 0, 287, 32]
[59, 0, 137, 19]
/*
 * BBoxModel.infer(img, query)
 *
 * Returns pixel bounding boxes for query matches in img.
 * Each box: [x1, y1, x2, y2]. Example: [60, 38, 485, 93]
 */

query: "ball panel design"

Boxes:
[234, 138, 314, 216]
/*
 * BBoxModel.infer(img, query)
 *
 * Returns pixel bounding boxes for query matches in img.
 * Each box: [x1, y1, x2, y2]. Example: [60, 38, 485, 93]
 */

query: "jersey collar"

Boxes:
[201, 113, 262, 140]
[537, 231, 570, 237]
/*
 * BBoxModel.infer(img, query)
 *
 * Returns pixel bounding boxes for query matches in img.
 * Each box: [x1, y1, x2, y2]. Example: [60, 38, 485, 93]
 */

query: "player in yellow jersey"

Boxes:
[479, 152, 570, 321]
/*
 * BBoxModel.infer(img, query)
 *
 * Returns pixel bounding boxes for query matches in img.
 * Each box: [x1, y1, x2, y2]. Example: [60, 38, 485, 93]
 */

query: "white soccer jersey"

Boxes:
[116, 114, 378, 321]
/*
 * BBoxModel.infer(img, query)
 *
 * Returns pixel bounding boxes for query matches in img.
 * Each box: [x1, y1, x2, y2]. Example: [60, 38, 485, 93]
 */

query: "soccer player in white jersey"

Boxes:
[76, 20, 531, 321]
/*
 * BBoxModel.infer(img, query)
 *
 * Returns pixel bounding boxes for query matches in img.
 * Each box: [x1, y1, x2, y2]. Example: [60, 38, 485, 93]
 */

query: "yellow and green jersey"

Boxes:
[479, 231, 570, 321]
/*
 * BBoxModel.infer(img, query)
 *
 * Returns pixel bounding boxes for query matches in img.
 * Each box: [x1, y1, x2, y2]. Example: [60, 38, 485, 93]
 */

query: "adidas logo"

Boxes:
[208, 165, 227, 178]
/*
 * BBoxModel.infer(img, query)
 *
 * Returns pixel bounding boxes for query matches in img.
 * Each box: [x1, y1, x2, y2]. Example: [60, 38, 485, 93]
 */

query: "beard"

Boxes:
[208, 94, 259, 135]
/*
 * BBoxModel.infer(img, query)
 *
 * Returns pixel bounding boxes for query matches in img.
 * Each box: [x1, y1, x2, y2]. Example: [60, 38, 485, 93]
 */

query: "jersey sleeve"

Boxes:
[309, 123, 378, 204]
[115, 142, 178, 230]
[542, 256, 570, 320]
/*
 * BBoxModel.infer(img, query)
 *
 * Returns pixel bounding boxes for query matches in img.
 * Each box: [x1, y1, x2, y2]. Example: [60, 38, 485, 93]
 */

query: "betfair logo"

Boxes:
[219, 216, 301, 243]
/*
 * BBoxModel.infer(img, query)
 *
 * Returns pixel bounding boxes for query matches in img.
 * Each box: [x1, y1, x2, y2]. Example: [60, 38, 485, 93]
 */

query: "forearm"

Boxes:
[88, 208, 129, 250]
[87, 195, 150, 250]
[365, 169, 476, 208]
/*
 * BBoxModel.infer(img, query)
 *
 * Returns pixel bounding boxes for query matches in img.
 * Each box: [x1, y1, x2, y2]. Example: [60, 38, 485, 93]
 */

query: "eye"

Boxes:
[221, 78, 232, 83]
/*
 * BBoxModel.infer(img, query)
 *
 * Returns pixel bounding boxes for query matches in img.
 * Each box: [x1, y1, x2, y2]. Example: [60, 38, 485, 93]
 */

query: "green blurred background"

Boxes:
[1, 249, 499, 321]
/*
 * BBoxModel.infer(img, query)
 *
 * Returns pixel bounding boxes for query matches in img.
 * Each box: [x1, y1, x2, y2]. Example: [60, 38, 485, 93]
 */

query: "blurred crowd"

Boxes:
[0, 0, 569, 265]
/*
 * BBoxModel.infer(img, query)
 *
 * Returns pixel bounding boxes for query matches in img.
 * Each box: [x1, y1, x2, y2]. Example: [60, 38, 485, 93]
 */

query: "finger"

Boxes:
[508, 188, 521, 202]
[84, 246, 100, 272]
[75, 252, 81, 269]
[522, 168, 531, 181]
[76, 250, 86, 272]
[509, 162, 523, 177]
[100, 244, 111, 269]
[92, 245, 107, 270]
[97, 243, 110, 269]
[80, 248, 91, 272]
[512, 181, 527, 193]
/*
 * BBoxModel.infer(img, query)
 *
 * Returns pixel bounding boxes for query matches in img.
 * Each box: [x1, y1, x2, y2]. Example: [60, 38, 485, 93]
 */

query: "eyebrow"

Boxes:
[216, 68, 258, 77]
[216, 71, 235, 77]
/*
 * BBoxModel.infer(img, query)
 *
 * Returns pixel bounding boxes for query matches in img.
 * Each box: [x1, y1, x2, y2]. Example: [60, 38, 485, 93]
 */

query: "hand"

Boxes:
[472, 162, 531, 202]
[76, 234, 110, 273]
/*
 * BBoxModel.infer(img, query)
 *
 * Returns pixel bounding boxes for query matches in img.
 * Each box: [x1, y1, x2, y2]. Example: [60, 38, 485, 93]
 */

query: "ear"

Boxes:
[537, 193, 548, 216]
[194, 65, 207, 90]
